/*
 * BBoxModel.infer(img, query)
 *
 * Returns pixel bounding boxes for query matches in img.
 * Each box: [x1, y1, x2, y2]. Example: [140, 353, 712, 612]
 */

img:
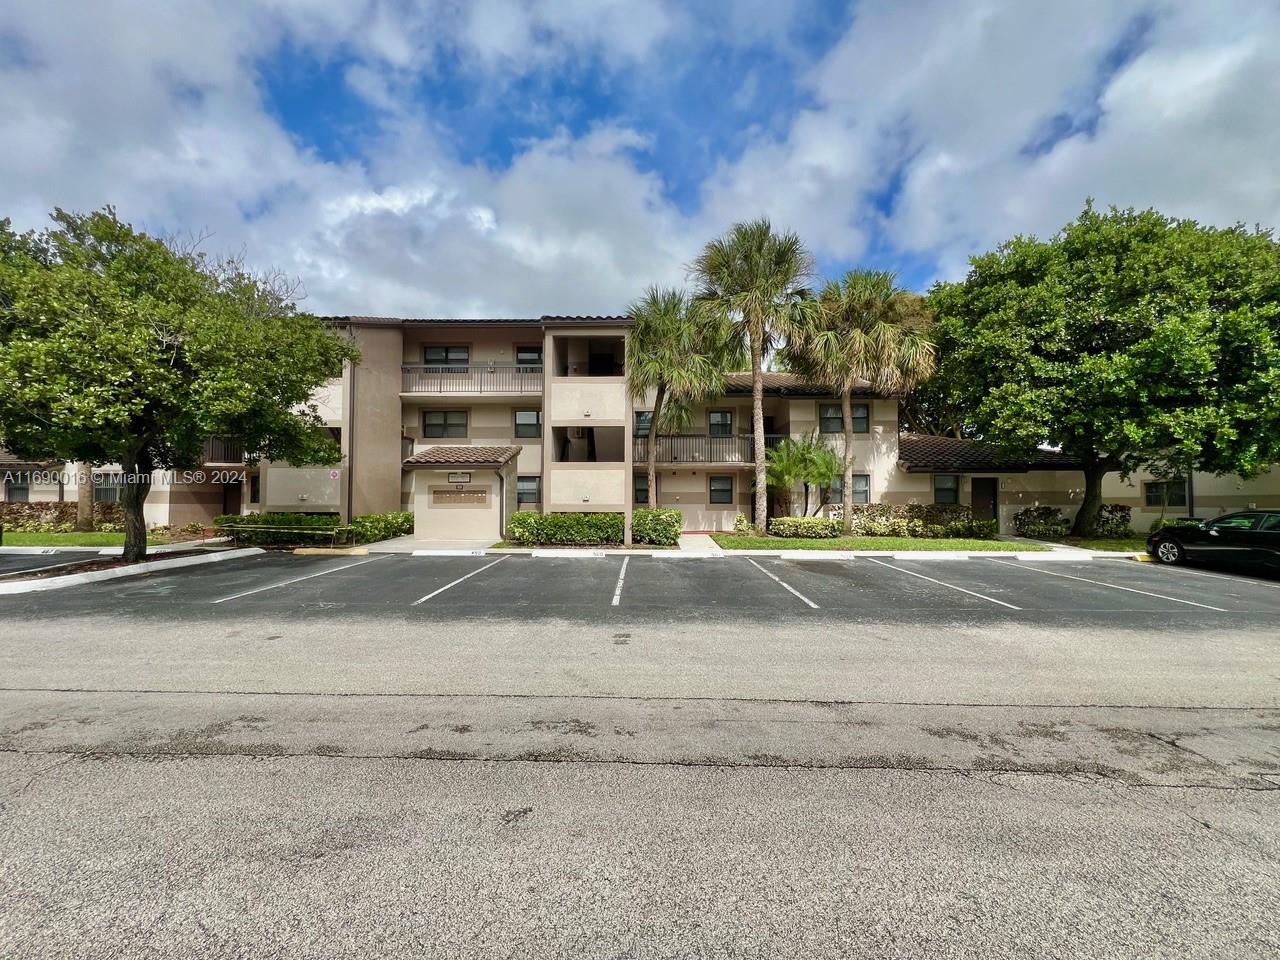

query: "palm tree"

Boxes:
[691, 218, 815, 533]
[627, 286, 739, 507]
[788, 270, 936, 534]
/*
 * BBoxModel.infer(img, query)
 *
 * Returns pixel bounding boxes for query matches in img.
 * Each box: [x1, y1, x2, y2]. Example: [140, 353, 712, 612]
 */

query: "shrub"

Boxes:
[214, 511, 340, 545]
[349, 511, 413, 544]
[0, 501, 124, 532]
[769, 516, 843, 538]
[1093, 503, 1134, 538]
[505, 511, 624, 545]
[827, 503, 997, 540]
[1149, 516, 1201, 533]
[631, 508, 682, 546]
[1013, 505, 1070, 539]
[733, 512, 752, 534]
[179, 520, 205, 535]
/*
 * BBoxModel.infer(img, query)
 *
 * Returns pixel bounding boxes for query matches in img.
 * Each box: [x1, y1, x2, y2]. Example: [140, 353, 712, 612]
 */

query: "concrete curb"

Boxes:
[294, 547, 369, 556]
[0, 537, 231, 556]
[412, 549, 488, 557]
[401, 547, 1145, 561]
[0, 547, 265, 595]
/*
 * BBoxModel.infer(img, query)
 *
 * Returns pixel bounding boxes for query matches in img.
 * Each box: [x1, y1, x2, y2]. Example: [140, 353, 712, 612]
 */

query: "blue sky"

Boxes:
[2, 1, 1279, 316]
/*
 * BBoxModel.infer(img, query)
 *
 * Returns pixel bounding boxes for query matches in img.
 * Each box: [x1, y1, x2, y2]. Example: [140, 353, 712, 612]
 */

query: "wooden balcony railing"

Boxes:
[202, 435, 245, 464]
[633, 434, 785, 464]
[401, 363, 543, 395]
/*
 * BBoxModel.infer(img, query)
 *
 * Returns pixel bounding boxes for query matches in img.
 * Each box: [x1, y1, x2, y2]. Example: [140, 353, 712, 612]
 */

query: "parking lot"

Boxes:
[3, 550, 1280, 625]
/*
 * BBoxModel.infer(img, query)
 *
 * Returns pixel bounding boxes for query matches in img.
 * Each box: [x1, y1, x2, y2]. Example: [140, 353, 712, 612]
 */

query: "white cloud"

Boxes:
[1, 0, 1278, 320]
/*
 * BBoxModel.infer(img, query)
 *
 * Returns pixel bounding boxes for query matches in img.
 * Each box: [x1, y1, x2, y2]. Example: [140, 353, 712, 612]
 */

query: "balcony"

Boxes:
[202, 435, 245, 464]
[633, 434, 785, 465]
[401, 363, 543, 395]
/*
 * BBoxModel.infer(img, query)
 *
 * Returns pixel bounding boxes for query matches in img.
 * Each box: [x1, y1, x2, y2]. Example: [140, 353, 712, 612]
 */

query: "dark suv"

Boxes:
[1147, 509, 1280, 571]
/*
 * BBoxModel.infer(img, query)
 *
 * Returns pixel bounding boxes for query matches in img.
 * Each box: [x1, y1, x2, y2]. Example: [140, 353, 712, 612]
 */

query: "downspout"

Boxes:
[498, 469, 506, 537]
[1186, 472, 1195, 519]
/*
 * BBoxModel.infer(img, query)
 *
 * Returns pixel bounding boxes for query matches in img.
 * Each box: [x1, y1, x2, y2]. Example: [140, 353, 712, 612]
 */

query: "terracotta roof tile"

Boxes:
[897, 433, 1080, 473]
[326, 315, 631, 326]
[403, 445, 522, 467]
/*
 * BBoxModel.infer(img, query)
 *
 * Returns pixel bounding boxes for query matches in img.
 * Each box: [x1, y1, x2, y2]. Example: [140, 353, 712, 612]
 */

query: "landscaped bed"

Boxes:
[710, 534, 1041, 551]
[0, 531, 205, 547]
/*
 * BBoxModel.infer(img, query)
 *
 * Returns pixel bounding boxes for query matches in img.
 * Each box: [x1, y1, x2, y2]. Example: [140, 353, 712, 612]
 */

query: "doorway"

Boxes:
[971, 477, 998, 526]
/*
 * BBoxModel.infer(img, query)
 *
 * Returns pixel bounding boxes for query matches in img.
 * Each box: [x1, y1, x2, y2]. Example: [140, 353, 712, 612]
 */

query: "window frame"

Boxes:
[93, 473, 124, 503]
[633, 473, 650, 505]
[514, 344, 543, 368]
[824, 474, 871, 505]
[513, 408, 542, 439]
[3, 478, 30, 502]
[634, 410, 653, 438]
[422, 409, 468, 439]
[423, 345, 470, 368]
[1143, 479, 1188, 508]
[933, 473, 960, 505]
[707, 409, 734, 438]
[709, 474, 734, 505]
[516, 475, 541, 506]
[818, 402, 870, 434]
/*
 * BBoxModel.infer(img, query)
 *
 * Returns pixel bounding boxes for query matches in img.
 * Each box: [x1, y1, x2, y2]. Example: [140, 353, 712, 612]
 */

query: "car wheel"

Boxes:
[1154, 539, 1185, 565]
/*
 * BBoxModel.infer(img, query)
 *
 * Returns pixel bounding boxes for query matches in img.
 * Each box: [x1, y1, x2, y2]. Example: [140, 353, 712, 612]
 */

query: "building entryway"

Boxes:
[972, 477, 998, 527]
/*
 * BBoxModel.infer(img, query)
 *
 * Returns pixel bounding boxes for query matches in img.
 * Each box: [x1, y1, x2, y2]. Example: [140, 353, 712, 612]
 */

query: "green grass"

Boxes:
[1053, 536, 1148, 553]
[709, 534, 1042, 551]
[0, 531, 174, 547]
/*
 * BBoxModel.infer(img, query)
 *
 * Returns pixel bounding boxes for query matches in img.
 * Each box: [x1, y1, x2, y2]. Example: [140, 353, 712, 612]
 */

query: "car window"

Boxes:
[1260, 514, 1280, 532]
[1209, 513, 1263, 531]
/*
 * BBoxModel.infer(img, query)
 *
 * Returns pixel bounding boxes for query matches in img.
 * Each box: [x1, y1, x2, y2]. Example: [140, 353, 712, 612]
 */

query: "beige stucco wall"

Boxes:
[651, 468, 748, 531]
[547, 465, 626, 510]
[262, 466, 343, 513]
[403, 326, 542, 366]
[412, 468, 505, 541]
[349, 326, 404, 517]
[548, 380, 626, 423]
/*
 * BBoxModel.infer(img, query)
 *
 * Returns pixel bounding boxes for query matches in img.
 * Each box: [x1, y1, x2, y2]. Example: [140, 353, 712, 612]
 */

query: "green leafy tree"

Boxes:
[929, 202, 1280, 536]
[765, 434, 841, 517]
[803, 439, 842, 516]
[626, 286, 740, 506]
[788, 270, 936, 533]
[691, 218, 814, 533]
[0, 208, 359, 561]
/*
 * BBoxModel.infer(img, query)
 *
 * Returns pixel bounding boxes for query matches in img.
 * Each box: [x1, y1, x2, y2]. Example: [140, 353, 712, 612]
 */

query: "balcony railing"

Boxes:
[203, 435, 245, 464]
[633, 434, 785, 464]
[401, 363, 543, 395]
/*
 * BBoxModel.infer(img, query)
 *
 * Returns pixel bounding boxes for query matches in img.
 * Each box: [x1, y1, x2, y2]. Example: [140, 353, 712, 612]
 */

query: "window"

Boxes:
[424, 345, 469, 367]
[516, 475, 541, 505]
[633, 473, 650, 505]
[93, 473, 123, 503]
[1209, 513, 1262, 531]
[1143, 479, 1187, 508]
[3, 478, 29, 502]
[824, 475, 870, 504]
[423, 410, 467, 438]
[819, 403, 869, 434]
[514, 409, 542, 439]
[634, 410, 653, 438]
[249, 474, 261, 503]
[515, 345, 543, 367]
[1260, 514, 1280, 532]
[934, 474, 959, 505]
[708, 410, 733, 437]
[709, 474, 734, 505]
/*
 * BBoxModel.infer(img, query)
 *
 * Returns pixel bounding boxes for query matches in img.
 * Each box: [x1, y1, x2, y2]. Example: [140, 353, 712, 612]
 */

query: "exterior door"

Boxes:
[971, 478, 998, 524]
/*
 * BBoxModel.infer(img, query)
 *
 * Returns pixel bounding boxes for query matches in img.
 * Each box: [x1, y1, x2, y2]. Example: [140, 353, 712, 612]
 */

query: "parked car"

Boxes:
[1147, 510, 1280, 571]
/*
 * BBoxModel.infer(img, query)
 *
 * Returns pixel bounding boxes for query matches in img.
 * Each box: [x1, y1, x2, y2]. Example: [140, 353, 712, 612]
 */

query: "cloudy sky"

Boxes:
[2, 0, 1277, 317]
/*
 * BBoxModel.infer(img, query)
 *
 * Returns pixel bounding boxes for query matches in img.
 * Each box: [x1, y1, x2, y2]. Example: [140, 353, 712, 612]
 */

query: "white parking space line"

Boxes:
[746, 558, 819, 609]
[611, 556, 629, 607]
[1143, 563, 1280, 591]
[211, 556, 389, 604]
[865, 557, 1021, 610]
[410, 556, 507, 606]
[987, 558, 1228, 611]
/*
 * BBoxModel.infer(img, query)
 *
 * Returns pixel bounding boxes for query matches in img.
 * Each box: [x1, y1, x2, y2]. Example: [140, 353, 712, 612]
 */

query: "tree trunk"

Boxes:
[119, 447, 154, 564]
[802, 483, 810, 517]
[840, 388, 855, 535]
[750, 330, 768, 534]
[647, 381, 665, 512]
[1071, 459, 1109, 537]
[75, 461, 94, 532]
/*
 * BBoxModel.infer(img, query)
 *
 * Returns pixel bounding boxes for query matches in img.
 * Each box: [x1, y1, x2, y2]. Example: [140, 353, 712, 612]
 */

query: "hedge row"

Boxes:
[0, 501, 125, 533]
[1013, 504, 1135, 539]
[349, 511, 414, 543]
[504, 508, 683, 546]
[214, 511, 415, 545]
[817, 503, 998, 539]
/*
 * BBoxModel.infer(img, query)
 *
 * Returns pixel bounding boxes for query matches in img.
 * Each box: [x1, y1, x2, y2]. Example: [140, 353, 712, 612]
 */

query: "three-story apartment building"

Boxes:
[5, 312, 1277, 537]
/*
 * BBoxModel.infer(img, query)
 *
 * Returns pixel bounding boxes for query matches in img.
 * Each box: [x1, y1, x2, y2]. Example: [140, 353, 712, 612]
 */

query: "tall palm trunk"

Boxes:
[646, 380, 666, 510]
[119, 446, 153, 564]
[75, 461, 94, 532]
[750, 327, 767, 534]
[841, 389, 855, 535]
